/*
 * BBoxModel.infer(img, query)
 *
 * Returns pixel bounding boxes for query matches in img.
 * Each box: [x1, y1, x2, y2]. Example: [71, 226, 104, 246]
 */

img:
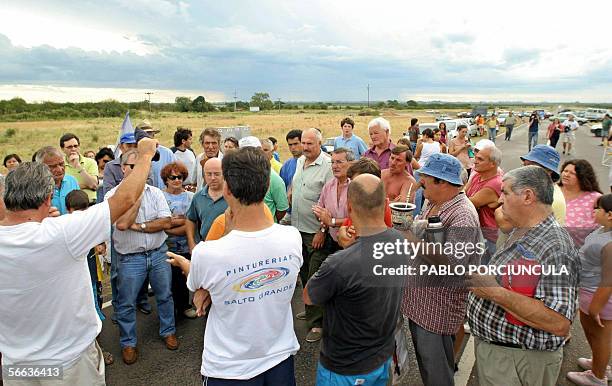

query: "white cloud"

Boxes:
[0, 84, 225, 103]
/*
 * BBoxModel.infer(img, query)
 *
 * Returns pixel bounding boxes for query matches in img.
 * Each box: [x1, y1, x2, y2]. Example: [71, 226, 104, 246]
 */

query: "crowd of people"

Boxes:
[0, 113, 611, 386]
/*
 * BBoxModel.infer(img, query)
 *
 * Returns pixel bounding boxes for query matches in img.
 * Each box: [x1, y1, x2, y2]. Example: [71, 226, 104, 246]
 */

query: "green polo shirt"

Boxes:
[264, 170, 289, 222]
[291, 152, 333, 234]
[64, 154, 98, 202]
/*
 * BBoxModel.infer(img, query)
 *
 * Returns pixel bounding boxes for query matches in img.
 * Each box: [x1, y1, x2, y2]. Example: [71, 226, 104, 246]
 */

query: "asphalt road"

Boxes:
[99, 121, 610, 386]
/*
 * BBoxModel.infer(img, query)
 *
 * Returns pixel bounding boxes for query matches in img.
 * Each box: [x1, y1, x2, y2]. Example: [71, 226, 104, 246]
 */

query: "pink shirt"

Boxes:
[465, 170, 503, 242]
[364, 142, 395, 170]
[565, 191, 602, 229]
[317, 178, 350, 241]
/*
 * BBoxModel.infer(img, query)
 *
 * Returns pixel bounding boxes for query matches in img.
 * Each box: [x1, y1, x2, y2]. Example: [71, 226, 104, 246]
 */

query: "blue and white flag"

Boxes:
[114, 111, 134, 158]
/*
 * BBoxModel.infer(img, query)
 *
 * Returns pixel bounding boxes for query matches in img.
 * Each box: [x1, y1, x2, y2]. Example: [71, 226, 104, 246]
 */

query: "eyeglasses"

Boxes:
[168, 175, 184, 181]
[331, 160, 347, 165]
[125, 164, 135, 169]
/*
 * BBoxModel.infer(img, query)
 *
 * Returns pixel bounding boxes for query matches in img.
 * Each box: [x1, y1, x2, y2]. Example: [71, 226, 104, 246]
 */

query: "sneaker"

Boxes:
[463, 322, 471, 334]
[183, 308, 198, 319]
[295, 311, 306, 320]
[566, 370, 607, 386]
[306, 328, 322, 343]
[577, 358, 612, 379]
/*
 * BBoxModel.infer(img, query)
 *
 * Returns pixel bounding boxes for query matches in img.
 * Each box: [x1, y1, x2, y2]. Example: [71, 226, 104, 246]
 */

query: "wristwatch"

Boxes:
[140, 223, 147, 231]
[319, 226, 327, 233]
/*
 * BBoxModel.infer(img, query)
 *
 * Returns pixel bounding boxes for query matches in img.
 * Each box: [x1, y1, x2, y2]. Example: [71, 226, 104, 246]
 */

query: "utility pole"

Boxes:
[233, 89, 237, 112]
[277, 98, 281, 114]
[367, 84, 370, 108]
[145, 92, 153, 115]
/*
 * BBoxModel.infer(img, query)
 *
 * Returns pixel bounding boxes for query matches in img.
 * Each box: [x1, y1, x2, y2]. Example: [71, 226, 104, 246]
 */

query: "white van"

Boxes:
[585, 108, 610, 121]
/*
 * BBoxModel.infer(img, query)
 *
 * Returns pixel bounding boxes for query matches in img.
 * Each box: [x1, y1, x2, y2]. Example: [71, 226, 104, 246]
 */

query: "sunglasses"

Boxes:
[125, 164, 135, 169]
[168, 175, 184, 181]
[102, 159, 112, 164]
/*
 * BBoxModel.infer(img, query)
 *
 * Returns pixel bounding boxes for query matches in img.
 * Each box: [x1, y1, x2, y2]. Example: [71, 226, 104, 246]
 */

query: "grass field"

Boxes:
[0, 108, 482, 174]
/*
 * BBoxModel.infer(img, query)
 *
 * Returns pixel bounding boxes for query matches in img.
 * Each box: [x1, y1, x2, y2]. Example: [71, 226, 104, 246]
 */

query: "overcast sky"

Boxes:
[1, 0, 611, 103]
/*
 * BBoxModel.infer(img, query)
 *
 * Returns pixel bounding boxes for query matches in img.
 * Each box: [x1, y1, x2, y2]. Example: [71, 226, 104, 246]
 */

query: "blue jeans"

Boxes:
[528, 131, 538, 151]
[488, 128, 497, 143]
[110, 235, 149, 318]
[316, 358, 391, 386]
[116, 245, 175, 348]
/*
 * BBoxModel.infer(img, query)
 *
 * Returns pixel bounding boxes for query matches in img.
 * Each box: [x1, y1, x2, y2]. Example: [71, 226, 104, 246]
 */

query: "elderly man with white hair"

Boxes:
[364, 117, 395, 169]
[290, 127, 333, 343]
[465, 144, 504, 262]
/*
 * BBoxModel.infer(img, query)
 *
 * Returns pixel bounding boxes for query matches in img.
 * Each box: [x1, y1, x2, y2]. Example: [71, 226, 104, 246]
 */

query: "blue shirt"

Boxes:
[273, 151, 281, 162]
[333, 135, 368, 159]
[52, 175, 80, 215]
[279, 157, 299, 190]
[163, 190, 194, 254]
[151, 145, 177, 190]
[186, 186, 228, 240]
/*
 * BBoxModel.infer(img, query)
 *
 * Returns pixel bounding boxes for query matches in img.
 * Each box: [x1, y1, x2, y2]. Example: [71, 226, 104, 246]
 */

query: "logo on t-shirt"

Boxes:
[232, 267, 290, 292]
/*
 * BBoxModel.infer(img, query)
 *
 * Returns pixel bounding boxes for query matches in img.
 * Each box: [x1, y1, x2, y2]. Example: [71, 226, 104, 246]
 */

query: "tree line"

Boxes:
[1, 93, 608, 122]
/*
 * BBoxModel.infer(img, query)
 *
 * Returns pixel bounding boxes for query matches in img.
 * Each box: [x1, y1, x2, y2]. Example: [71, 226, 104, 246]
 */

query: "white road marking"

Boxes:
[454, 334, 475, 386]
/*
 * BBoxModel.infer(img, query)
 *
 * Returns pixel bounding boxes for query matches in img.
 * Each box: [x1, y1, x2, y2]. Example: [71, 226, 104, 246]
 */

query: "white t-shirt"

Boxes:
[0, 202, 111, 367]
[173, 148, 197, 185]
[562, 120, 579, 132]
[187, 223, 302, 379]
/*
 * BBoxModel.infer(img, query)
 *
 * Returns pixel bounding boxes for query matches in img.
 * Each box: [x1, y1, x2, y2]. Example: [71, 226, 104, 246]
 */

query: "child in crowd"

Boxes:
[566, 193, 612, 386]
[65, 190, 114, 366]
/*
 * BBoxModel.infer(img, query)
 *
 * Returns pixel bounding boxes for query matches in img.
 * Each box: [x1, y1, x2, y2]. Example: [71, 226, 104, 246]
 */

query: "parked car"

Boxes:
[323, 137, 335, 153]
[585, 107, 610, 121]
[551, 112, 589, 125]
[496, 112, 509, 126]
[435, 114, 450, 121]
[590, 123, 603, 137]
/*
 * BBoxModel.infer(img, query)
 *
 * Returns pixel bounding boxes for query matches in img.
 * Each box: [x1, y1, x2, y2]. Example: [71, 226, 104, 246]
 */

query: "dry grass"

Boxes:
[0, 109, 456, 173]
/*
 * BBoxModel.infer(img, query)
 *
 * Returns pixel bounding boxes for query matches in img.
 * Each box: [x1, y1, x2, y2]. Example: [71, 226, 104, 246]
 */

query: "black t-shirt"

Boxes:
[307, 228, 408, 375]
[529, 114, 539, 132]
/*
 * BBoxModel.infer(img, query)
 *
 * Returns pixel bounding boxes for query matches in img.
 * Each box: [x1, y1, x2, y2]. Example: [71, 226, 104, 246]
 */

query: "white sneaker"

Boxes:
[577, 358, 612, 379]
[463, 322, 471, 334]
[566, 370, 607, 386]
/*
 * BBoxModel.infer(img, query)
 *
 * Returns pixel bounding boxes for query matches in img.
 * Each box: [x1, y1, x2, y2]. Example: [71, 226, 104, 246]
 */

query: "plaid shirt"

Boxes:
[402, 192, 484, 335]
[467, 214, 580, 351]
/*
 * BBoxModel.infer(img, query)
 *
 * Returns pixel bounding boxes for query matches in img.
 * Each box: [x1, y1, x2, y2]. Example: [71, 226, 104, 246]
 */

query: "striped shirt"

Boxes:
[402, 192, 483, 335]
[105, 184, 171, 254]
[467, 215, 580, 351]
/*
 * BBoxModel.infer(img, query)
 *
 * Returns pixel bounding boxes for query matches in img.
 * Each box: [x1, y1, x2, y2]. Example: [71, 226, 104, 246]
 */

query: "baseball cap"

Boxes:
[520, 145, 560, 180]
[474, 139, 495, 151]
[416, 153, 464, 185]
[119, 132, 136, 144]
[239, 136, 262, 148]
[135, 120, 160, 134]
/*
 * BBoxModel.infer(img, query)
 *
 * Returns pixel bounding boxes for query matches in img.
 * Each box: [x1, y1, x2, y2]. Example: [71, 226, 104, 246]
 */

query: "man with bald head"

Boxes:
[304, 174, 406, 385]
[186, 158, 228, 251]
[291, 127, 333, 342]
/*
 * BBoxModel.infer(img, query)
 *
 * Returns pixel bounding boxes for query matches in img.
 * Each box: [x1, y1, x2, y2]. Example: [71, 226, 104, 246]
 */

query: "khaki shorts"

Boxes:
[4, 341, 105, 386]
[474, 337, 562, 386]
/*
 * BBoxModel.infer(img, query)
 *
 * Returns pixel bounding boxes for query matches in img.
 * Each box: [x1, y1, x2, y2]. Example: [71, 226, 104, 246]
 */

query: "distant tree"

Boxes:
[191, 96, 206, 112]
[250, 92, 274, 110]
[406, 100, 418, 107]
[175, 96, 192, 112]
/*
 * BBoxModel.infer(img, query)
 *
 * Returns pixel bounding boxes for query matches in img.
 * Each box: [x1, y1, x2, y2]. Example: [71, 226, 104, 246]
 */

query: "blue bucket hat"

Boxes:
[416, 153, 463, 185]
[119, 132, 136, 144]
[520, 145, 560, 180]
